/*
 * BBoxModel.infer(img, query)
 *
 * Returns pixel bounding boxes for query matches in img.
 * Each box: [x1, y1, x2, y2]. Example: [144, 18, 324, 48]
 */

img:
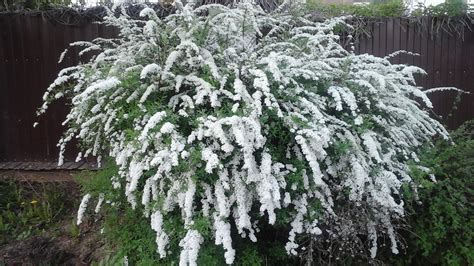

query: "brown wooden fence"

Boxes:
[0, 15, 473, 163]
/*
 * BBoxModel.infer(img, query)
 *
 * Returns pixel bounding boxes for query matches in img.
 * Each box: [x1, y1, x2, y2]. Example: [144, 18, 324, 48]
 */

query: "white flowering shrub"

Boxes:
[39, 1, 449, 264]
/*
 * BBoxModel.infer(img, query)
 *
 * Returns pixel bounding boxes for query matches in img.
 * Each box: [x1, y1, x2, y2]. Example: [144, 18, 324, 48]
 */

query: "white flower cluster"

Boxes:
[40, 1, 448, 264]
[77, 193, 91, 226]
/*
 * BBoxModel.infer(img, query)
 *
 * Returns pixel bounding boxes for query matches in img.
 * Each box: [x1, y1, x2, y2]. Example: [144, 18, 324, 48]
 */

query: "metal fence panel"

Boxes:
[353, 18, 474, 129]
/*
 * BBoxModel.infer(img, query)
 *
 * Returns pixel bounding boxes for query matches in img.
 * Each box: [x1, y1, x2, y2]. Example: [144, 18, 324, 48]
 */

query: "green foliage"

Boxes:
[70, 219, 80, 238]
[1, 0, 72, 11]
[233, 246, 263, 266]
[304, 0, 472, 43]
[75, 161, 118, 197]
[102, 205, 162, 264]
[0, 181, 76, 245]
[306, 0, 470, 19]
[306, 0, 406, 18]
[402, 121, 474, 265]
[412, 0, 469, 17]
[92, 252, 127, 266]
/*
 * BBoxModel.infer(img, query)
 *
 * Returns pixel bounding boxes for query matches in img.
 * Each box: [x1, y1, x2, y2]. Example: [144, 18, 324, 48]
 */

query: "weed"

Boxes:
[0, 180, 77, 245]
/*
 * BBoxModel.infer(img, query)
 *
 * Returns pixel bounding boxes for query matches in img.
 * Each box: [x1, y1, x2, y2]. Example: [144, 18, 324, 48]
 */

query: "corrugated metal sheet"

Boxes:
[0, 15, 473, 164]
[355, 18, 474, 129]
[0, 14, 116, 164]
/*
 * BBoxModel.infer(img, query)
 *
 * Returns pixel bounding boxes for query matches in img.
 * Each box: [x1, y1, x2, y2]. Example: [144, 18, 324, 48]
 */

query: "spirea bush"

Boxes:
[39, 1, 449, 264]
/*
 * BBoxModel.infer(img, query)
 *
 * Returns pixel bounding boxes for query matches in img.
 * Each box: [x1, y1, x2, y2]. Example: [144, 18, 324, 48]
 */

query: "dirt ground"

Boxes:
[0, 219, 106, 265]
[0, 171, 107, 265]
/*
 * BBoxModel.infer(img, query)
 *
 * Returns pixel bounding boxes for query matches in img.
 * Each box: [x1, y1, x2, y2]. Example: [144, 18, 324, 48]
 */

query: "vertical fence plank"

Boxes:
[438, 29, 451, 122]
[367, 22, 374, 55]
[372, 21, 380, 57]
[386, 18, 394, 58]
[5, 16, 17, 160]
[0, 15, 8, 161]
[358, 33, 367, 54]
[23, 15, 35, 160]
[34, 15, 46, 161]
[46, 18, 64, 161]
[379, 20, 387, 57]
[450, 32, 462, 126]
[412, 20, 423, 87]
[426, 18, 435, 90]
[40, 15, 54, 160]
[445, 32, 458, 127]
[460, 22, 474, 128]
[399, 18, 408, 65]
[13, 15, 28, 161]
[407, 20, 415, 66]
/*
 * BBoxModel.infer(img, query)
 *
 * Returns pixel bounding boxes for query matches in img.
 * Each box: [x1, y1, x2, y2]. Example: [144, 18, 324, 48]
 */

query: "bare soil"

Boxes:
[0, 171, 107, 265]
[0, 220, 105, 265]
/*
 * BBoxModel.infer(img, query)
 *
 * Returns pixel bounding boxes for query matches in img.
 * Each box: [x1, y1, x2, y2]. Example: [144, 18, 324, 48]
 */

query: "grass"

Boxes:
[0, 180, 78, 245]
